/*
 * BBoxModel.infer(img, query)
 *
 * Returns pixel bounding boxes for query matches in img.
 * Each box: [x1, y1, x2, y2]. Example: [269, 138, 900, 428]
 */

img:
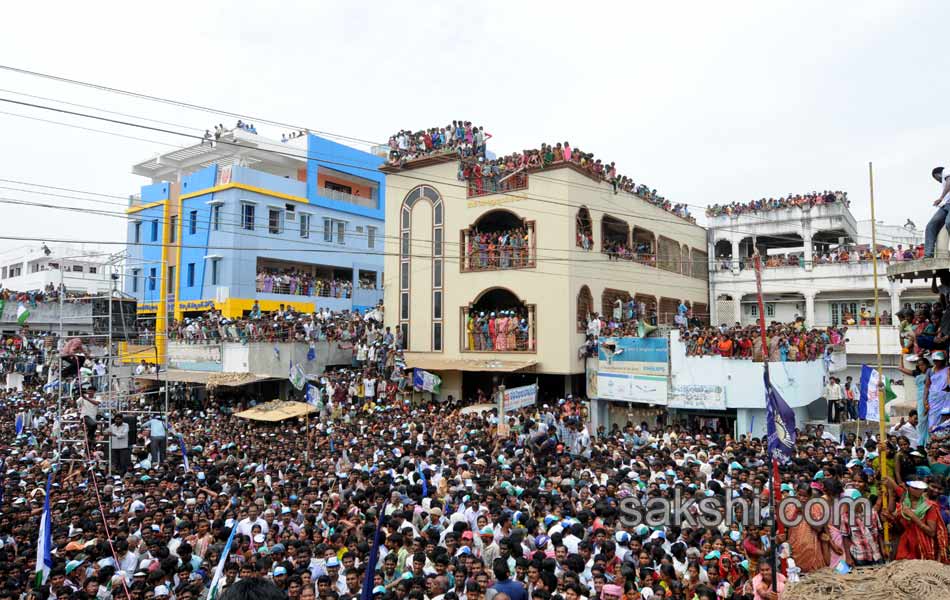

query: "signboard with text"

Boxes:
[503, 383, 538, 412]
[670, 384, 726, 410]
[594, 337, 668, 405]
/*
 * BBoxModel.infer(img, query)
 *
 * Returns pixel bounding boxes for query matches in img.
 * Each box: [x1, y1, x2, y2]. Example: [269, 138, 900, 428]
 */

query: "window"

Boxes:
[3, 266, 8, 279]
[88, 267, 97, 274]
[323, 218, 345, 244]
[170, 216, 177, 243]
[299, 213, 311, 238]
[151, 219, 159, 242]
[242, 203, 255, 231]
[749, 303, 775, 318]
[189, 210, 198, 235]
[187, 263, 195, 287]
[433, 291, 442, 320]
[148, 268, 157, 291]
[212, 205, 221, 231]
[133, 222, 141, 244]
[433, 323, 443, 351]
[268, 208, 282, 234]
[72, 265, 84, 273]
[211, 259, 220, 285]
[167, 266, 175, 295]
[367, 226, 377, 249]
[132, 269, 140, 292]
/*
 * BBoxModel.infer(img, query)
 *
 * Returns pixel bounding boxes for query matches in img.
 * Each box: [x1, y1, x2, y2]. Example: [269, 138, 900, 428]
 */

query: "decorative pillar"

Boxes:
[733, 296, 742, 325]
[803, 231, 813, 272]
[889, 282, 901, 325]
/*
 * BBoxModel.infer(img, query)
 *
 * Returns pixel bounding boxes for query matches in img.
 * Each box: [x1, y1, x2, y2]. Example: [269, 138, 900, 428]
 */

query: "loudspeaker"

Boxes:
[91, 298, 139, 341]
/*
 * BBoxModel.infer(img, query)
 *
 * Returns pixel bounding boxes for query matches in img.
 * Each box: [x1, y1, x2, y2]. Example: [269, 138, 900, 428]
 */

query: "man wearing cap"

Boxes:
[925, 166, 950, 258]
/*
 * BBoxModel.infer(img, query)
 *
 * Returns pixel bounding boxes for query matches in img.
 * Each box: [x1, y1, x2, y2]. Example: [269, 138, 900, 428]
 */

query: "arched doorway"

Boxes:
[577, 285, 594, 332]
[462, 287, 535, 352]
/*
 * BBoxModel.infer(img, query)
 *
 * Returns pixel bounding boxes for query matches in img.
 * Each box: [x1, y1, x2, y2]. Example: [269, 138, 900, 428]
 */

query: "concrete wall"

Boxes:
[167, 342, 222, 371]
[215, 341, 353, 376]
[0, 301, 93, 333]
[669, 330, 827, 409]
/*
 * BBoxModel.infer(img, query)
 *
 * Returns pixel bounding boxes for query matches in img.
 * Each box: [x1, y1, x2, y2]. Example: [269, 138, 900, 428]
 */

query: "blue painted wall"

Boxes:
[306, 134, 386, 220]
[177, 166, 218, 302]
[126, 202, 166, 306]
[141, 182, 169, 203]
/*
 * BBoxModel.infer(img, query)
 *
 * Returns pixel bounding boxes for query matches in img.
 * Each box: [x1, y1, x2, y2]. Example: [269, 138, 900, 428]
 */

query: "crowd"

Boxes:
[464, 229, 532, 271]
[170, 303, 388, 346]
[6, 335, 950, 600]
[385, 124, 694, 224]
[718, 244, 925, 272]
[0, 284, 91, 307]
[256, 271, 355, 299]
[678, 320, 846, 362]
[386, 122, 491, 165]
[464, 309, 533, 351]
[601, 241, 656, 265]
[282, 130, 309, 143]
[705, 191, 848, 218]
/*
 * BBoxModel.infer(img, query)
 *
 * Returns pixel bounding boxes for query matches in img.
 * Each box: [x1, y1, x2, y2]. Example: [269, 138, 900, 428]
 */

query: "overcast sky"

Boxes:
[0, 1, 944, 255]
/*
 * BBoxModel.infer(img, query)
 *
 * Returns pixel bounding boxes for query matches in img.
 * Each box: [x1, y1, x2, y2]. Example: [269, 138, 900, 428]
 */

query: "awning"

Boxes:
[402, 354, 537, 373]
[235, 400, 316, 422]
[135, 370, 273, 386]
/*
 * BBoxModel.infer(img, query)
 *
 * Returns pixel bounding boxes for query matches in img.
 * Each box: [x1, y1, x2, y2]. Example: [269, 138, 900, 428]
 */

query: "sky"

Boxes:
[0, 1, 945, 256]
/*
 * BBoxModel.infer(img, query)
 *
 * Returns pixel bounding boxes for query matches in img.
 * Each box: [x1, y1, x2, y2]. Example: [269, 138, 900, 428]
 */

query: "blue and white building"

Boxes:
[125, 128, 386, 322]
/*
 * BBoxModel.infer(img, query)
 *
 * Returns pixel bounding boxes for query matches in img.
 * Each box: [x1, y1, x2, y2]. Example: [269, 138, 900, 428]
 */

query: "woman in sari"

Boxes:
[883, 476, 950, 563]
[782, 483, 830, 572]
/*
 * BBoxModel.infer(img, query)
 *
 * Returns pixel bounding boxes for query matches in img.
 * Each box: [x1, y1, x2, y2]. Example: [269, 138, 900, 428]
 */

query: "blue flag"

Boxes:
[360, 501, 388, 600]
[208, 523, 238, 599]
[764, 370, 796, 462]
[34, 473, 52, 587]
[15, 414, 23, 436]
[307, 344, 316, 361]
[178, 434, 190, 472]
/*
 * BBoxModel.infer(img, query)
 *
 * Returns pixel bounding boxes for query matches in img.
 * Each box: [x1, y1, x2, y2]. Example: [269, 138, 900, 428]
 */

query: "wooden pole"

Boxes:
[868, 161, 890, 547]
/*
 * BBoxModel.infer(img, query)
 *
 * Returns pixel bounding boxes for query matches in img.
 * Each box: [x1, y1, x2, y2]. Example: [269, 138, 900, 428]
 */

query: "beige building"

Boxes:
[382, 153, 709, 401]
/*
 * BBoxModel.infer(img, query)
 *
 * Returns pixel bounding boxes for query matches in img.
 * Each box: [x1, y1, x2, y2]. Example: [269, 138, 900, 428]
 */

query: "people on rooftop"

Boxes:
[705, 191, 848, 217]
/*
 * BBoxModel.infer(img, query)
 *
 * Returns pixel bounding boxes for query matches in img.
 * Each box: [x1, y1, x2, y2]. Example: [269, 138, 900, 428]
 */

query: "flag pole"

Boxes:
[868, 161, 890, 547]
[753, 253, 778, 591]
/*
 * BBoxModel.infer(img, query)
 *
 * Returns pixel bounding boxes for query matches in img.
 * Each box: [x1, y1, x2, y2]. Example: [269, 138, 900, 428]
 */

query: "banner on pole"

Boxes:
[502, 383, 538, 412]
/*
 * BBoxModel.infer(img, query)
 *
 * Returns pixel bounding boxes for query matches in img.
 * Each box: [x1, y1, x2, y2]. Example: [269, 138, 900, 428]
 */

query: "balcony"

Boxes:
[461, 304, 536, 353]
[466, 172, 528, 198]
[461, 222, 536, 272]
[715, 257, 887, 283]
[316, 186, 378, 210]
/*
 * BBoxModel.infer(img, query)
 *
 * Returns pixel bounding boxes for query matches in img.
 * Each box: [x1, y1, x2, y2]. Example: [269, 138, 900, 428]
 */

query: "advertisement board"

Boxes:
[503, 383, 538, 412]
[594, 337, 668, 405]
[670, 384, 726, 410]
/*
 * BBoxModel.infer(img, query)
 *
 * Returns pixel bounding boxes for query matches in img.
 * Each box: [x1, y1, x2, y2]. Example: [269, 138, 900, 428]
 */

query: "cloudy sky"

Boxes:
[0, 1, 944, 255]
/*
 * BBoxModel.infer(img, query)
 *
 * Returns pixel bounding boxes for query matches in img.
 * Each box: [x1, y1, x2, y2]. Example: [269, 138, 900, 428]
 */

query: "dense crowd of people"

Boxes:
[385, 124, 694, 224]
[0, 283, 91, 307]
[170, 303, 388, 346]
[464, 309, 533, 351]
[256, 271, 356, 299]
[601, 240, 656, 265]
[464, 229, 532, 271]
[718, 244, 925, 272]
[705, 191, 849, 218]
[678, 319, 846, 362]
[5, 339, 950, 600]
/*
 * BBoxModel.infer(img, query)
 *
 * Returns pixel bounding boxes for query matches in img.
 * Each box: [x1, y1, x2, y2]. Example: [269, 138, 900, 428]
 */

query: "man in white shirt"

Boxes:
[889, 409, 920, 447]
[364, 375, 377, 402]
[924, 166, 950, 258]
[237, 505, 269, 537]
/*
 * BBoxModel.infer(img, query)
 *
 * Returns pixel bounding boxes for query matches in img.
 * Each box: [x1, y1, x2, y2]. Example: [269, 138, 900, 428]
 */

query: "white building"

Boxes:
[708, 201, 929, 384]
[0, 243, 114, 294]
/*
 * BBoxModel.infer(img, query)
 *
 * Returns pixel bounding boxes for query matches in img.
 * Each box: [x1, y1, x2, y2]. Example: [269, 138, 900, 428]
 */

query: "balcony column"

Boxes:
[889, 282, 901, 325]
[731, 239, 740, 273]
[528, 308, 535, 351]
[733, 296, 742, 325]
[463, 230, 470, 271]
[804, 292, 816, 326]
[803, 231, 814, 272]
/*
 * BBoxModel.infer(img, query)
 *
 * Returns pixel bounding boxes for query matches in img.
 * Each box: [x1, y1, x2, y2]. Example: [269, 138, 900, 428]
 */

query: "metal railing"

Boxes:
[466, 173, 529, 198]
[318, 187, 378, 210]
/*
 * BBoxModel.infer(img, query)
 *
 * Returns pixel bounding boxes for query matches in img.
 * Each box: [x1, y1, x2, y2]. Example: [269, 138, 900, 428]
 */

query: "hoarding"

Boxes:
[593, 337, 668, 405]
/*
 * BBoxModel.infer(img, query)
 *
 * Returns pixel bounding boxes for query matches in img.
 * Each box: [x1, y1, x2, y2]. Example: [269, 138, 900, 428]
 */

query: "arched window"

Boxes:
[576, 207, 593, 250]
[462, 287, 536, 353]
[400, 185, 444, 352]
[461, 209, 535, 271]
[657, 236, 679, 273]
[601, 214, 630, 258]
[601, 288, 633, 319]
[692, 248, 709, 280]
[577, 285, 594, 332]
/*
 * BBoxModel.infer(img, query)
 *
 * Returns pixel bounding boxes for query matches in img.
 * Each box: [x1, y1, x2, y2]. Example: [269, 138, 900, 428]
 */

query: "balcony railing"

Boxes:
[466, 172, 529, 198]
[255, 278, 359, 299]
[317, 186, 378, 210]
[461, 223, 536, 272]
[461, 305, 536, 353]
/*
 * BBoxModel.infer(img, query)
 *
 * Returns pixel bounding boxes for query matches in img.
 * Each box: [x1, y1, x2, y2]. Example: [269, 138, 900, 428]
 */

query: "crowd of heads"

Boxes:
[256, 269, 356, 300]
[170, 303, 387, 346]
[705, 191, 848, 218]
[719, 243, 925, 272]
[601, 240, 656, 265]
[679, 319, 846, 362]
[0, 283, 90, 306]
[386, 121, 490, 165]
[282, 130, 309, 143]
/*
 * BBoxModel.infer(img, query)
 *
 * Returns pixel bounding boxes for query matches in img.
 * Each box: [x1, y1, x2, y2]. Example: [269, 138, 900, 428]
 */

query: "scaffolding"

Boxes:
[54, 252, 170, 474]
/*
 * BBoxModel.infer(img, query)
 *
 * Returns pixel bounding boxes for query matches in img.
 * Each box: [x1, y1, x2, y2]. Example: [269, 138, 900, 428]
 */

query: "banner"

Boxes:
[503, 383, 538, 412]
[412, 369, 441, 394]
[670, 385, 725, 410]
[858, 364, 896, 422]
[594, 337, 668, 405]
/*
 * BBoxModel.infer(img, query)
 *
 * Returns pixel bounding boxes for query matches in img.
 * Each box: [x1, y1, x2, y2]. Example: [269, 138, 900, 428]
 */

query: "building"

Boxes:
[0, 243, 114, 294]
[381, 140, 710, 402]
[708, 200, 929, 384]
[125, 128, 386, 328]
